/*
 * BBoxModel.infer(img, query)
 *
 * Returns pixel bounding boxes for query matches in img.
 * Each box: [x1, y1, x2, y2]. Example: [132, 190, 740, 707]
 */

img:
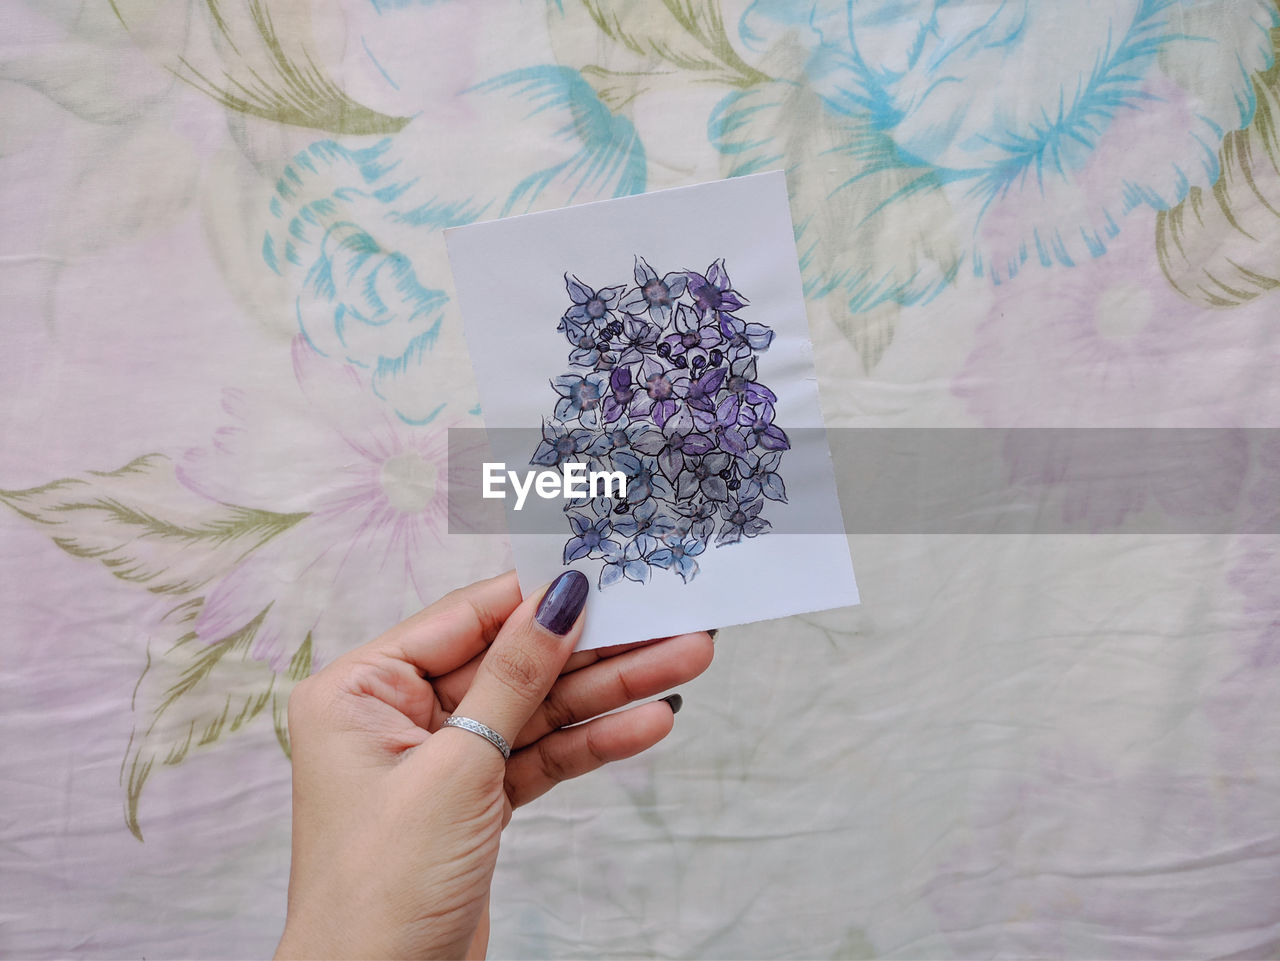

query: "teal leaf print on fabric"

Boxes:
[736, 0, 1279, 283]
[261, 68, 648, 421]
[709, 80, 960, 363]
[263, 138, 488, 424]
[468, 65, 647, 215]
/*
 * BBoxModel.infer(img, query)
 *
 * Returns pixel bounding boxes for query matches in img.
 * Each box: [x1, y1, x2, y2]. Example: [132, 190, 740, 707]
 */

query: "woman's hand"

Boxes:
[275, 569, 714, 960]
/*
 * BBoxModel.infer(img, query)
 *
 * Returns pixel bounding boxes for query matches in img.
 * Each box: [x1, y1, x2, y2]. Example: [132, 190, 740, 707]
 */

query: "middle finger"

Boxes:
[512, 629, 714, 749]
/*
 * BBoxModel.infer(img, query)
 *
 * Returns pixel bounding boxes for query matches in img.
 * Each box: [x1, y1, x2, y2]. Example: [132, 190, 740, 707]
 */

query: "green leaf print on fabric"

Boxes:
[0, 455, 306, 596]
[1157, 25, 1280, 308]
[121, 601, 311, 840]
[109, 0, 410, 134]
[549, 0, 772, 115]
[578, 0, 770, 90]
[1, 454, 308, 838]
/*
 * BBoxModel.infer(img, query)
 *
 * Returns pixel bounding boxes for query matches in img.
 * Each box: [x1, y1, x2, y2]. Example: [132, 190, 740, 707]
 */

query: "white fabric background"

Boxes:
[2, 2, 1278, 958]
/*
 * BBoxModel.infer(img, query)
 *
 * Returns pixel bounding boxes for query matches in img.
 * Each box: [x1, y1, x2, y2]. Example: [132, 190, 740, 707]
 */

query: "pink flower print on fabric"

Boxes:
[178, 337, 500, 670]
[951, 211, 1280, 530]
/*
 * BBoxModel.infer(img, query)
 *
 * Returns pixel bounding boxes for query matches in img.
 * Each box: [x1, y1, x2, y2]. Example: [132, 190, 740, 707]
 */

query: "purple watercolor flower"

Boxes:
[719, 312, 774, 355]
[687, 258, 746, 318]
[631, 406, 715, 481]
[661, 303, 722, 367]
[725, 355, 777, 407]
[632, 362, 691, 427]
[738, 402, 790, 451]
[711, 394, 751, 457]
[599, 366, 639, 424]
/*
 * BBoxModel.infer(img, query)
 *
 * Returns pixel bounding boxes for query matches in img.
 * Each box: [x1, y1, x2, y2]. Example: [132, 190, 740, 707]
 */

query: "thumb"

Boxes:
[430, 570, 590, 768]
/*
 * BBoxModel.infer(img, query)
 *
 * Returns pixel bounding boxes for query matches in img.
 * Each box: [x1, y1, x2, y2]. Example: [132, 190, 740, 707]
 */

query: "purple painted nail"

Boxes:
[534, 570, 589, 636]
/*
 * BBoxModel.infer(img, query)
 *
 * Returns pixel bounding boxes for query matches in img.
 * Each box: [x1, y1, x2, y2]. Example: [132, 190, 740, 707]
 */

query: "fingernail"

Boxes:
[534, 570, 590, 636]
[659, 693, 683, 715]
[707, 629, 719, 640]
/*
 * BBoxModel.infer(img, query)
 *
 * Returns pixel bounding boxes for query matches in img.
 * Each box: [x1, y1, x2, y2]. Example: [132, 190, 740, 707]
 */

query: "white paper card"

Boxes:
[446, 172, 858, 650]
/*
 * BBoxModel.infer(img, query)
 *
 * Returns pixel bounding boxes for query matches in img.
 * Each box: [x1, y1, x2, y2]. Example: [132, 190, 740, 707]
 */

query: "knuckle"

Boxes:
[613, 664, 639, 704]
[285, 669, 349, 734]
[582, 724, 611, 766]
[488, 645, 547, 702]
[535, 737, 575, 784]
[438, 590, 506, 643]
[540, 683, 578, 732]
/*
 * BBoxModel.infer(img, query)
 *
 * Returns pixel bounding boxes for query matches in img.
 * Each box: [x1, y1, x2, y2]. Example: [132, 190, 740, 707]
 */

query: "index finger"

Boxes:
[360, 570, 522, 678]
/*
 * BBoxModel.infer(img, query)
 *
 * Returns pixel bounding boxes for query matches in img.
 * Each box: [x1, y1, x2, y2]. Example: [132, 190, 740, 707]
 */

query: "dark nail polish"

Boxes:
[660, 693, 683, 715]
[707, 629, 719, 640]
[534, 570, 590, 636]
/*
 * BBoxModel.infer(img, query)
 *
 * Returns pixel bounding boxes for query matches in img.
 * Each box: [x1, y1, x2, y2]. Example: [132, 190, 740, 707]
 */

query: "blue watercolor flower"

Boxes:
[564, 512, 620, 563]
[599, 536, 654, 588]
[716, 495, 770, 547]
[740, 449, 788, 503]
[650, 532, 706, 583]
[610, 449, 675, 504]
[551, 371, 612, 428]
[559, 318, 614, 370]
[611, 496, 678, 542]
[531, 419, 593, 468]
[563, 273, 624, 330]
[621, 255, 689, 323]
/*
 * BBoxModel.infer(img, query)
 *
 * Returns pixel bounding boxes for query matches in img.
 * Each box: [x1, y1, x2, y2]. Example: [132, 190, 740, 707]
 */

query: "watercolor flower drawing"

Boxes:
[533, 257, 789, 588]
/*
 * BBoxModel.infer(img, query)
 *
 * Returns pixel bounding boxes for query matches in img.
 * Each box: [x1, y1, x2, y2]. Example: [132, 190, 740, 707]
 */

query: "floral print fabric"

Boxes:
[1, 1, 1279, 957]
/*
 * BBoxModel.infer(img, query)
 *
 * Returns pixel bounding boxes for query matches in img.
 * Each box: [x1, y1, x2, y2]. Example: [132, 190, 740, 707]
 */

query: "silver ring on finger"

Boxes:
[443, 715, 511, 760]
